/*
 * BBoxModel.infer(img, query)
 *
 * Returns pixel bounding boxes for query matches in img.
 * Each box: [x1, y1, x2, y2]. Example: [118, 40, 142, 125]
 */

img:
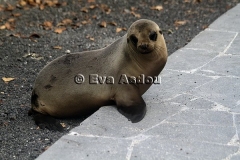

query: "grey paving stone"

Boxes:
[234, 114, 240, 139]
[143, 70, 213, 102]
[190, 77, 240, 113]
[168, 94, 215, 110]
[131, 138, 238, 160]
[226, 34, 240, 55]
[166, 109, 233, 127]
[198, 55, 240, 77]
[231, 104, 240, 113]
[185, 30, 236, 52]
[196, 69, 233, 78]
[145, 123, 235, 144]
[231, 154, 240, 160]
[36, 135, 131, 160]
[71, 102, 181, 138]
[209, 4, 240, 32]
[165, 48, 218, 72]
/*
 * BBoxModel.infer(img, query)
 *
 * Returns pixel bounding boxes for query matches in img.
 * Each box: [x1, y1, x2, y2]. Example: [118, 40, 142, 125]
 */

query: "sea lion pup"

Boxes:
[29, 19, 168, 131]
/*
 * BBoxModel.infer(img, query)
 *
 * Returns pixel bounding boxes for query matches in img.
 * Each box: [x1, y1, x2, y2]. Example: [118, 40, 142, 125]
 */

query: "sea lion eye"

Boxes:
[130, 34, 138, 45]
[159, 30, 163, 35]
[149, 31, 157, 41]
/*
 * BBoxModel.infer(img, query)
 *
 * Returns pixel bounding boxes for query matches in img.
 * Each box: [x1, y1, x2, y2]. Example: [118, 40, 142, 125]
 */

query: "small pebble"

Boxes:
[65, 50, 71, 54]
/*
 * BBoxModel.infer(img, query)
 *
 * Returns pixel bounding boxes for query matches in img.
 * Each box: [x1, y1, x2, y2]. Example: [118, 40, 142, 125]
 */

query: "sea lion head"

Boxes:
[127, 19, 165, 54]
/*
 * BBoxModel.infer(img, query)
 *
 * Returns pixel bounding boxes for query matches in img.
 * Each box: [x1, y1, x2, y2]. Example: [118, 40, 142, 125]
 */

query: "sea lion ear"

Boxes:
[159, 30, 163, 35]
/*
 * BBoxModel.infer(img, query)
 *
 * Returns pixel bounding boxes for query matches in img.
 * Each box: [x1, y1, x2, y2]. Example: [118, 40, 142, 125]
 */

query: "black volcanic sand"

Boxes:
[0, 0, 239, 159]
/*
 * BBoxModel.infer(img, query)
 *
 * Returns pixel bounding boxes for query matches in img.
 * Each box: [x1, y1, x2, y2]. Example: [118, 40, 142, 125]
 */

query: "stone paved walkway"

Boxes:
[36, 4, 240, 160]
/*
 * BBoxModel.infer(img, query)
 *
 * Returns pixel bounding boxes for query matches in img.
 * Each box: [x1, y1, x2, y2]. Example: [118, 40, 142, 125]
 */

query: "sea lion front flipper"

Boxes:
[115, 92, 146, 123]
[28, 109, 64, 131]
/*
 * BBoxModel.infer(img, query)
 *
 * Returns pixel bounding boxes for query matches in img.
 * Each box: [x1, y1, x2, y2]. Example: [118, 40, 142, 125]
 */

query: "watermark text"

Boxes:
[74, 74, 161, 84]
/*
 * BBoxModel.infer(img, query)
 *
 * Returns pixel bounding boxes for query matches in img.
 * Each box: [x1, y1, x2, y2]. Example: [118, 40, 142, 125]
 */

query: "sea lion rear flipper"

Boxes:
[116, 93, 146, 123]
[28, 109, 64, 131]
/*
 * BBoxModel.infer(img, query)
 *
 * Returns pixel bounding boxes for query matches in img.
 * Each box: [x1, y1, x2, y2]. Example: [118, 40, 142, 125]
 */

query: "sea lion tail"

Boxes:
[28, 108, 64, 132]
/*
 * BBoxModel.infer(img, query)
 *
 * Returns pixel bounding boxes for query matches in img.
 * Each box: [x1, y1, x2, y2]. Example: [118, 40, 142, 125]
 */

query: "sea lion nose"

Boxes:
[139, 43, 149, 50]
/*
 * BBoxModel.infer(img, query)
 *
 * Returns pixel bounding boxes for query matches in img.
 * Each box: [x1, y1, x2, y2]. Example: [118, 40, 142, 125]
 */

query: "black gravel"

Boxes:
[0, 0, 239, 159]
